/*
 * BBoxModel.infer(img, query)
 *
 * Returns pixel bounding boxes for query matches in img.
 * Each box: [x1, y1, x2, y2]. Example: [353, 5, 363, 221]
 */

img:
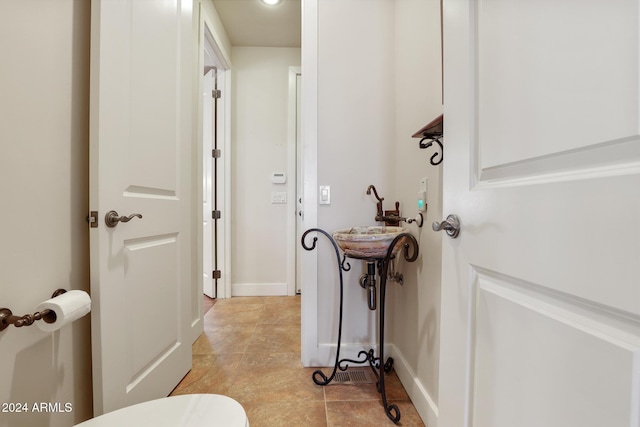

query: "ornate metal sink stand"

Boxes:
[301, 228, 419, 424]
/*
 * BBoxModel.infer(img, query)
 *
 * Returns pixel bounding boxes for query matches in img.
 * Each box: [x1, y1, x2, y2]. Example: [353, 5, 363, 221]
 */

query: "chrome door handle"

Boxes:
[105, 210, 143, 228]
[432, 214, 460, 238]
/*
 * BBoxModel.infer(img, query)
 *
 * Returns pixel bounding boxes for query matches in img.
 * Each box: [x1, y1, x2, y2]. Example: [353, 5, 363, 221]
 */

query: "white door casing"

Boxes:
[295, 71, 303, 295]
[202, 63, 228, 300]
[214, 67, 230, 299]
[199, 17, 231, 300]
[300, 0, 319, 367]
[203, 68, 215, 298]
[89, 0, 192, 415]
[439, 1, 640, 427]
[288, 66, 302, 296]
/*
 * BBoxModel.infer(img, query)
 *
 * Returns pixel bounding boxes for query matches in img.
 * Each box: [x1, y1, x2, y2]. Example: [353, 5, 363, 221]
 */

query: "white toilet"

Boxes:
[74, 394, 249, 427]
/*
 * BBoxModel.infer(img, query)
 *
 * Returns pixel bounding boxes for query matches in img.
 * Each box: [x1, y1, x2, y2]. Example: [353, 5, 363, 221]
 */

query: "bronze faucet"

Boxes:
[366, 185, 384, 220]
[366, 185, 402, 225]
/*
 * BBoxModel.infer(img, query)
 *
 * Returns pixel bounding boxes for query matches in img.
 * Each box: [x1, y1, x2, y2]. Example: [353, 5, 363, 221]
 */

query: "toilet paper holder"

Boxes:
[0, 289, 67, 331]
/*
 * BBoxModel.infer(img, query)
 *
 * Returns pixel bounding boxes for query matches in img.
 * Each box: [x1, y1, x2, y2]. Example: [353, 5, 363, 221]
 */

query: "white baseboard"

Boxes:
[231, 282, 288, 296]
[389, 344, 439, 427]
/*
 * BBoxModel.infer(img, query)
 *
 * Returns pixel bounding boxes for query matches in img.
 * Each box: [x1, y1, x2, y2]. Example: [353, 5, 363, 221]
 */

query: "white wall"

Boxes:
[0, 2, 441, 426]
[388, 1, 443, 424]
[0, 1, 93, 426]
[316, 0, 396, 356]
[231, 47, 301, 295]
[312, 0, 443, 424]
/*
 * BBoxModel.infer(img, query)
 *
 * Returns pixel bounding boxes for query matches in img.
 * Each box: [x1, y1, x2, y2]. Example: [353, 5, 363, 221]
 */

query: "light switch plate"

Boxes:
[420, 177, 428, 192]
[418, 177, 428, 211]
[272, 172, 286, 184]
[271, 191, 287, 204]
[319, 185, 331, 205]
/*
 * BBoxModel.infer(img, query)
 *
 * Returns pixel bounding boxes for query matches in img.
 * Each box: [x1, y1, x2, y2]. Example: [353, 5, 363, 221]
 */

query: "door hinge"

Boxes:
[87, 211, 98, 228]
[212, 210, 221, 219]
[212, 89, 221, 99]
[212, 149, 221, 158]
[212, 270, 222, 279]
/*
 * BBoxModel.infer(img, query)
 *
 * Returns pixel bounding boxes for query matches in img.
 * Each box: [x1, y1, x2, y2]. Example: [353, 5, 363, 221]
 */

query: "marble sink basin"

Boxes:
[332, 226, 408, 259]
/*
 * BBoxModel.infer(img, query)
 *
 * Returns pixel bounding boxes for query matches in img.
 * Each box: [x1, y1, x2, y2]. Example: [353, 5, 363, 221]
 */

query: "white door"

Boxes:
[89, 0, 193, 415]
[439, 1, 640, 427]
[203, 69, 215, 298]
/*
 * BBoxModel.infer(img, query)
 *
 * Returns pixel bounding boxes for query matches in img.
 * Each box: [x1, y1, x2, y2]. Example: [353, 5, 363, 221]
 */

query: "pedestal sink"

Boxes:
[301, 226, 418, 424]
[332, 226, 408, 259]
[302, 226, 418, 423]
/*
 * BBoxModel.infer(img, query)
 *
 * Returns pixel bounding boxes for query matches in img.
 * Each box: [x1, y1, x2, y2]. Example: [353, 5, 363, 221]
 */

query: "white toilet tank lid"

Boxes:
[73, 394, 248, 427]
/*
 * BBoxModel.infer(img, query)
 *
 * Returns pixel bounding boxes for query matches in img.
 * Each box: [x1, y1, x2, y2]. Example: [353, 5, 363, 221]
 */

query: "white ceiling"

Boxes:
[212, 0, 301, 48]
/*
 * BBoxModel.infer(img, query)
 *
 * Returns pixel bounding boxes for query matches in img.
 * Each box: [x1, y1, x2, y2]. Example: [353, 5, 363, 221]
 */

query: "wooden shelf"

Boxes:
[412, 113, 443, 138]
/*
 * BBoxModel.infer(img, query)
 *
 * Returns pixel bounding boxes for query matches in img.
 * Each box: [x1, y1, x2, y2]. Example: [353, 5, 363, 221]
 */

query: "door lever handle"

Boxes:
[105, 210, 143, 228]
[432, 214, 460, 238]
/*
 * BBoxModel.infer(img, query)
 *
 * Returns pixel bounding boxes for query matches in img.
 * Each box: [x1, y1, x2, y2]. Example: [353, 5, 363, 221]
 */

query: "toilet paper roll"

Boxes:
[36, 290, 91, 332]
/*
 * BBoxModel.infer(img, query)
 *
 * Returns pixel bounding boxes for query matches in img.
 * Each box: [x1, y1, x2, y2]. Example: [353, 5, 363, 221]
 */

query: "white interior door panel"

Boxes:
[89, 0, 193, 415]
[439, 1, 640, 426]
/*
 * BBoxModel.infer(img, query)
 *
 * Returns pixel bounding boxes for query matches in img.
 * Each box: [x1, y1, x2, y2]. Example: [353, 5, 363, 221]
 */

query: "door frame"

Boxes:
[202, 67, 215, 299]
[201, 21, 231, 300]
[194, 0, 320, 363]
[300, 0, 319, 366]
[287, 66, 302, 296]
[192, 3, 232, 344]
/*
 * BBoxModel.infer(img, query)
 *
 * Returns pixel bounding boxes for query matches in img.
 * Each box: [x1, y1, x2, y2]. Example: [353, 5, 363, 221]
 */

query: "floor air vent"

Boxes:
[332, 369, 373, 385]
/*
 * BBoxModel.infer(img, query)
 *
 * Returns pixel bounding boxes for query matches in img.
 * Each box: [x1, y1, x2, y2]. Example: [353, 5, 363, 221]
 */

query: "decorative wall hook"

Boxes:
[0, 289, 67, 331]
[419, 136, 443, 166]
[412, 113, 443, 166]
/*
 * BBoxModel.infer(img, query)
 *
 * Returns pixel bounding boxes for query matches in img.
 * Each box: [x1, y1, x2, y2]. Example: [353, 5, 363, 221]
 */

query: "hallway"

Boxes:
[171, 296, 425, 426]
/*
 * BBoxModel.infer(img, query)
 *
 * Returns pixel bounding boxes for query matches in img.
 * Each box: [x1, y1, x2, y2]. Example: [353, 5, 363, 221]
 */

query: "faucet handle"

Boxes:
[405, 213, 424, 227]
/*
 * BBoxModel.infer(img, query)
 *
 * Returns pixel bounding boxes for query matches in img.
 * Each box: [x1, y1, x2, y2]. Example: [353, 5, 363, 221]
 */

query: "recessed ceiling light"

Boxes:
[261, 0, 282, 5]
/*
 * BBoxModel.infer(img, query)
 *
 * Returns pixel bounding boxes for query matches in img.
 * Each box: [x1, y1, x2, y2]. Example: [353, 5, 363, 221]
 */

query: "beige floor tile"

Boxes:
[227, 367, 324, 404]
[194, 324, 256, 355]
[223, 296, 270, 305]
[326, 400, 425, 427]
[261, 301, 301, 324]
[239, 352, 303, 370]
[170, 353, 241, 396]
[263, 295, 301, 306]
[245, 324, 301, 353]
[205, 302, 265, 325]
[243, 401, 327, 427]
[174, 296, 425, 427]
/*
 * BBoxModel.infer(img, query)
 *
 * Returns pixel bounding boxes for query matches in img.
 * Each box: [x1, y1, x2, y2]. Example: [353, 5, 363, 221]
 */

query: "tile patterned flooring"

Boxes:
[171, 296, 425, 427]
